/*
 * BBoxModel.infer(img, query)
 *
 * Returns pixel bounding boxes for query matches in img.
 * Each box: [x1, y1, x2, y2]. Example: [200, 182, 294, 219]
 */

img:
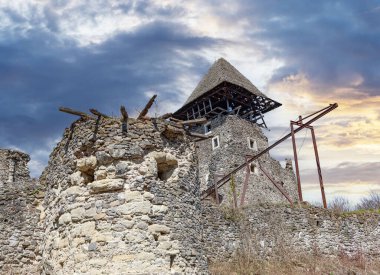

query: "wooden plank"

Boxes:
[120, 106, 128, 133]
[137, 95, 157, 119]
[159, 113, 172, 119]
[59, 107, 95, 120]
[187, 132, 213, 139]
[169, 117, 183, 123]
[179, 117, 207, 126]
[89, 109, 110, 118]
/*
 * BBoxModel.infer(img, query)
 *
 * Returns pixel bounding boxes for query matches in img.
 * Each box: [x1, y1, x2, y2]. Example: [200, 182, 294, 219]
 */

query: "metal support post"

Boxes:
[239, 156, 251, 207]
[310, 128, 327, 208]
[291, 122, 303, 202]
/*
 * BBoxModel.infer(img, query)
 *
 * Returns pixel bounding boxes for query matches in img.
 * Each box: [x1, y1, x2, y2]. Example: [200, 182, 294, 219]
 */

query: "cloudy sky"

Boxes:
[1, 0, 379, 206]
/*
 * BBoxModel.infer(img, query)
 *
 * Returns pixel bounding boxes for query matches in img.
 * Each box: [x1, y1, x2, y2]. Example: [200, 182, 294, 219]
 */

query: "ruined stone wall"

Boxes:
[39, 117, 208, 274]
[202, 203, 380, 262]
[0, 149, 30, 184]
[0, 179, 45, 274]
[195, 115, 298, 205]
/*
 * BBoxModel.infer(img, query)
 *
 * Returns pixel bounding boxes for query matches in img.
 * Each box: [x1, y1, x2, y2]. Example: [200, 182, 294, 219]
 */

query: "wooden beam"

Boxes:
[120, 106, 128, 121]
[59, 107, 95, 120]
[187, 132, 213, 139]
[137, 95, 157, 119]
[179, 117, 207, 126]
[169, 117, 183, 123]
[120, 105, 128, 133]
[159, 113, 172, 119]
[89, 109, 110, 118]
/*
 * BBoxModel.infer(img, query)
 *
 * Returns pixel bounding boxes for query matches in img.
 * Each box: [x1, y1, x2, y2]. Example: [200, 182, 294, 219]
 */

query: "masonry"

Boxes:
[0, 149, 45, 274]
[1, 58, 380, 274]
[0, 149, 30, 184]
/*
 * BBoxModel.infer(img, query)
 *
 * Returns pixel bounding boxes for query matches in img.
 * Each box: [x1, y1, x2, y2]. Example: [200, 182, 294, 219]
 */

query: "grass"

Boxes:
[209, 248, 380, 275]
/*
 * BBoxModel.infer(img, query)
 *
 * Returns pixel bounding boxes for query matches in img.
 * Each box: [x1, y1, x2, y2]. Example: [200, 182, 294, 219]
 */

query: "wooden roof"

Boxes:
[184, 58, 266, 105]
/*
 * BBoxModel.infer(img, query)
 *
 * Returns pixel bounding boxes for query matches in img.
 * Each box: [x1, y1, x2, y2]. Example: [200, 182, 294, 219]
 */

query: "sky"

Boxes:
[0, 0, 379, 206]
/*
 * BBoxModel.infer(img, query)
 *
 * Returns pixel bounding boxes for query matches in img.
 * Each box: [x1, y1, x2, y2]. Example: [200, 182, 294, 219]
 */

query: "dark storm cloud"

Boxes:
[238, 0, 380, 95]
[0, 19, 218, 176]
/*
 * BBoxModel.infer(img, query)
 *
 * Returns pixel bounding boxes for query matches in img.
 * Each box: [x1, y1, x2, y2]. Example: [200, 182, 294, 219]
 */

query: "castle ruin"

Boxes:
[0, 58, 379, 274]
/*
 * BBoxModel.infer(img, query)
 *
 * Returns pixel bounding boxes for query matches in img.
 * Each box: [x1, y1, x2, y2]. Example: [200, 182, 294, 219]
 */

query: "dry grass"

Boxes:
[209, 250, 380, 275]
[210, 206, 380, 275]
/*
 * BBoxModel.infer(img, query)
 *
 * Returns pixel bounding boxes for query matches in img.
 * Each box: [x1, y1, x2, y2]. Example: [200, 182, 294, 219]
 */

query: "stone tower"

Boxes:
[0, 149, 30, 184]
[173, 58, 298, 205]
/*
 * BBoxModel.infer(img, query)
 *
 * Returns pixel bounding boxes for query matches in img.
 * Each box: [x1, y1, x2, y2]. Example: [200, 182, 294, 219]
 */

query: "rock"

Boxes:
[115, 161, 130, 176]
[95, 151, 113, 165]
[88, 242, 97, 251]
[149, 151, 166, 163]
[117, 201, 151, 215]
[94, 168, 107, 180]
[58, 213, 71, 225]
[148, 224, 171, 235]
[88, 179, 124, 194]
[152, 205, 168, 215]
[77, 156, 97, 172]
[125, 190, 144, 202]
[110, 149, 126, 159]
[71, 207, 85, 222]
[157, 241, 172, 250]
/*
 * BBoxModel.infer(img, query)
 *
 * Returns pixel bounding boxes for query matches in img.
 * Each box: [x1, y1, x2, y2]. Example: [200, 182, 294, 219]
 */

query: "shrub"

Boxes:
[328, 196, 351, 213]
[356, 191, 380, 210]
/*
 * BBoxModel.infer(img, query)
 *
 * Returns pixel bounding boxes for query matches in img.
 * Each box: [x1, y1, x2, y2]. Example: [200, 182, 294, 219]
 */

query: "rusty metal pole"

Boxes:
[230, 175, 238, 209]
[239, 156, 251, 207]
[291, 122, 303, 202]
[310, 127, 327, 208]
[214, 174, 220, 205]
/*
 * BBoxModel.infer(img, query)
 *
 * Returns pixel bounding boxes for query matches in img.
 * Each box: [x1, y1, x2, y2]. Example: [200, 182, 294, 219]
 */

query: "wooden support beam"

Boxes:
[89, 109, 110, 118]
[59, 107, 95, 120]
[179, 117, 207, 126]
[137, 95, 157, 119]
[187, 132, 213, 139]
[169, 117, 183, 123]
[120, 106, 128, 133]
[159, 113, 173, 119]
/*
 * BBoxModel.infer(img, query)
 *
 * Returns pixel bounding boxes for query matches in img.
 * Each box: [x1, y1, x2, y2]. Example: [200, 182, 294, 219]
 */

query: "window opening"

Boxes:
[250, 162, 259, 175]
[204, 123, 212, 134]
[248, 138, 258, 151]
[212, 136, 220, 150]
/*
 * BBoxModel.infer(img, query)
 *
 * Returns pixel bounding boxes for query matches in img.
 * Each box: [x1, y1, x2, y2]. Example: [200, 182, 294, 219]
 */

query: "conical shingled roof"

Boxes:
[184, 58, 266, 105]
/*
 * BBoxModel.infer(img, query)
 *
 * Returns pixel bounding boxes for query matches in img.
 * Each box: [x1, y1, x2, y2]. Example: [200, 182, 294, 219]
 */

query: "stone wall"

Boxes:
[195, 115, 298, 206]
[39, 117, 208, 274]
[0, 149, 30, 184]
[202, 202, 380, 262]
[0, 179, 45, 274]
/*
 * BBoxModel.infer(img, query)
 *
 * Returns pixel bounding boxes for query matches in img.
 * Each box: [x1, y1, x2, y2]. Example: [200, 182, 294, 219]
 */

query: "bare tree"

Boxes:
[356, 191, 380, 210]
[328, 196, 351, 212]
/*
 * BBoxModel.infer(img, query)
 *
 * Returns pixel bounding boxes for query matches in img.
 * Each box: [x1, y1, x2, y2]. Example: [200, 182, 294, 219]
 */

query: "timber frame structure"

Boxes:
[173, 58, 281, 128]
[173, 82, 281, 128]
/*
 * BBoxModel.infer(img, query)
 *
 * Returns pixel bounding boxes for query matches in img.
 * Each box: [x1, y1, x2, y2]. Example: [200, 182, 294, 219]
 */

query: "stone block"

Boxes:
[117, 201, 151, 215]
[77, 156, 97, 172]
[88, 179, 124, 194]
[71, 207, 85, 222]
[58, 213, 71, 225]
[95, 151, 113, 165]
[148, 224, 171, 235]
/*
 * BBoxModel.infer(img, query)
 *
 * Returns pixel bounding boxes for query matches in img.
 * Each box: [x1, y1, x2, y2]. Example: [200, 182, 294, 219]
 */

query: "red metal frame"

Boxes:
[290, 117, 327, 208]
[201, 103, 338, 201]
[239, 156, 252, 207]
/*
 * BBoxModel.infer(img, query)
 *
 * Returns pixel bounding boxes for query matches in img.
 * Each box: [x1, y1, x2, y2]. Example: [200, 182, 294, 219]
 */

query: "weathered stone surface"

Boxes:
[148, 224, 171, 235]
[77, 156, 97, 172]
[88, 179, 124, 193]
[117, 201, 151, 215]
